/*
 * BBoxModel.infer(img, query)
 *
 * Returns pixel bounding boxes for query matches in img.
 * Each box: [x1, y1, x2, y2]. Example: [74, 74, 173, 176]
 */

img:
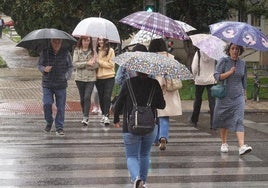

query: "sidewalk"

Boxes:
[0, 33, 268, 115]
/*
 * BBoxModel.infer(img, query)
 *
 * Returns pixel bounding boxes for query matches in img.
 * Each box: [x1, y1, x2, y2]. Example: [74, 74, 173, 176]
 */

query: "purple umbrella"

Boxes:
[209, 21, 268, 51]
[120, 11, 189, 40]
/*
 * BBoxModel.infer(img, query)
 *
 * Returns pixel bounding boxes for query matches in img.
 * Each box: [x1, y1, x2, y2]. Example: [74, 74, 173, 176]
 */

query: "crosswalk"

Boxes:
[0, 114, 267, 188]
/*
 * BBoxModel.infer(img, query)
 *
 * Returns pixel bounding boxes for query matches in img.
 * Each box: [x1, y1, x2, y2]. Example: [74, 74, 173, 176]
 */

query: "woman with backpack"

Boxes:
[113, 45, 165, 188]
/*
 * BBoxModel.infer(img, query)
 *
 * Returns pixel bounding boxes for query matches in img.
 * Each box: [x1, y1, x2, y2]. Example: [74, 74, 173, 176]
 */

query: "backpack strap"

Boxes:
[126, 79, 155, 107]
[146, 83, 156, 106]
[197, 50, 201, 76]
[126, 79, 137, 107]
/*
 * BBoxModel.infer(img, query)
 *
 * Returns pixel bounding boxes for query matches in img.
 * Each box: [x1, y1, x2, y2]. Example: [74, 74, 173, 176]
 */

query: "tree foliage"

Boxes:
[0, 0, 141, 40]
[227, 0, 268, 22]
[165, 0, 229, 68]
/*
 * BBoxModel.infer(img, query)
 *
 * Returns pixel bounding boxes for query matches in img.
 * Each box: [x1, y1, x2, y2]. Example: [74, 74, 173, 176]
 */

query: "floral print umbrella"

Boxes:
[209, 21, 268, 51]
[113, 51, 193, 80]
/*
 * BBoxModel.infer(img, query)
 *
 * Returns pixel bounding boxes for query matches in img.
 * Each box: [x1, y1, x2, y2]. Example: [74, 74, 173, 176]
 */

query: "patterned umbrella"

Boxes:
[175, 20, 196, 33]
[120, 11, 189, 40]
[113, 51, 193, 80]
[130, 20, 196, 45]
[190, 34, 227, 60]
[130, 30, 162, 45]
[209, 21, 268, 51]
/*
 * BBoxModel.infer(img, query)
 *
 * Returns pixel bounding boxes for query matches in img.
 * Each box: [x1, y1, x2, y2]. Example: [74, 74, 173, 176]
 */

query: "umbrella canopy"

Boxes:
[130, 20, 196, 45]
[190, 34, 227, 60]
[120, 11, 189, 40]
[113, 51, 193, 80]
[209, 21, 268, 51]
[175, 20, 196, 33]
[16, 28, 77, 52]
[130, 30, 162, 45]
[72, 17, 120, 43]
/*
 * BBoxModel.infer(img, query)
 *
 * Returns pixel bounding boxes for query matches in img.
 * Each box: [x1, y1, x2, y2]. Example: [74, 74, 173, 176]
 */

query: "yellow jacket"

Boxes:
[97, 48, 115, 79]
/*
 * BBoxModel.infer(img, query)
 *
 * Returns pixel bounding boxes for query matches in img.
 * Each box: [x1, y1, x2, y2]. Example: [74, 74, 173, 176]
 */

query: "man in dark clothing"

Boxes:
[0, 16, 5, 38]
[38, 39, 73, 136]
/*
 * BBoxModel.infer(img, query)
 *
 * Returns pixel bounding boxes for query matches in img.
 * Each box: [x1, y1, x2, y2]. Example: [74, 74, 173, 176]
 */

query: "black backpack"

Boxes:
[126, 79, 156, 135]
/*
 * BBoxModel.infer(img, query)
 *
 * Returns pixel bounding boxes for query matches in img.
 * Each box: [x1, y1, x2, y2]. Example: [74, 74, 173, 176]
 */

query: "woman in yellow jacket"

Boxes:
[96, 37, 115, 125]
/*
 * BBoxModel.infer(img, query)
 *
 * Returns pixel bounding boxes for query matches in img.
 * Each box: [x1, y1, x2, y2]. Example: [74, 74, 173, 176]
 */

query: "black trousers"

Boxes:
[191, 84, 215, 127]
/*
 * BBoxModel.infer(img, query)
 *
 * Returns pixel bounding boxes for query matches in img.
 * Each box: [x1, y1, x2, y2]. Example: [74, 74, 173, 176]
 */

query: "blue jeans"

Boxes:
[96, 78, 114, 117]
[155, 116, 170, 143]
[42, 87, 66, 130]
[75, 81, 95, 118]
[123, 126, 157, 183]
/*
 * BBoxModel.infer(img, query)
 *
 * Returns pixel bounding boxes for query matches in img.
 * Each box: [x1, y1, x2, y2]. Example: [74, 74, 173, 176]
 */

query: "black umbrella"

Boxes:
[16, 28, 77, 52]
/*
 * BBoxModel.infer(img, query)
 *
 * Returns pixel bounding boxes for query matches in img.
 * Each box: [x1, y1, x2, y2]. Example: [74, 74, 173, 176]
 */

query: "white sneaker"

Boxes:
[100, 115, 105, 123]
[92, 107, 98, 113]
[104, 116, 110, 125]
[239, 144, 252, 155]
[220, 143, 229, 153]
[81, 117, 89, 125]
[98, 108, 102, 114]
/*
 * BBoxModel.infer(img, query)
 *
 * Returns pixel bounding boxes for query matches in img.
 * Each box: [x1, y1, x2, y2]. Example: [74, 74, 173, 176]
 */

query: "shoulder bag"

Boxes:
[211, 79, 227, 99]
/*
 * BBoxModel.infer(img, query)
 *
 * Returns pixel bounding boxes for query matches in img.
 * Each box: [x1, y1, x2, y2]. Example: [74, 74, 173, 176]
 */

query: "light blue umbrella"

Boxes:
[209, 21, 268, 51]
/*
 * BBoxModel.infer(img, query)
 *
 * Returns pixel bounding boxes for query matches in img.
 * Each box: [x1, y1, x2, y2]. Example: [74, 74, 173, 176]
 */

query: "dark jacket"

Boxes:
[38, 47, 73, 89]
[113, 75, 166, 133]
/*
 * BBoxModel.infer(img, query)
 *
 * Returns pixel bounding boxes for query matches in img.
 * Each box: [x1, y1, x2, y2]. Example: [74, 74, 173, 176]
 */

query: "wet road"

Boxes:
[0, 111, 267, 187]
[0, 34, 268, 187]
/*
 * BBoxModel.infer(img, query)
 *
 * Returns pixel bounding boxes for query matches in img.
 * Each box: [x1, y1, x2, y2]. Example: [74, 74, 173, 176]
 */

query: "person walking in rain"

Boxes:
[189, 49, 216, 129]
[38, 39, 73, 136]
[95, 37, 115, 126]
[212, 43, 252, 155]
[148, 38, 182, 151]
[73, 36, 98, 127]
[0, 16, 4, 38]
[113, 70, 165, 188]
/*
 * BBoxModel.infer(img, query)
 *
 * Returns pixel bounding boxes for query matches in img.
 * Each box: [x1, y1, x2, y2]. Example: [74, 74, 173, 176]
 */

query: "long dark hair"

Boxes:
[96, 38, 110, 57]
[148, 38, 167, 52]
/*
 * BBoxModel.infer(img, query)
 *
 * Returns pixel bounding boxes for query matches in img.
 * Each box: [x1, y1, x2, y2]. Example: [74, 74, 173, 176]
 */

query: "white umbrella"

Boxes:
[130, 30, 162, 45]
[190, 34, 227, 60]
[72, 17, 120, 43]
[175, 20, 196, 33]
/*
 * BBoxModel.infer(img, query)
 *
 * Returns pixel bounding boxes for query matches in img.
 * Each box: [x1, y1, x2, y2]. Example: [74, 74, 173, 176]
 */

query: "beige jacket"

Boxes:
[156, 52, 182, 117]
[73, 48, 99, 82]
[97, 48, 115, 79]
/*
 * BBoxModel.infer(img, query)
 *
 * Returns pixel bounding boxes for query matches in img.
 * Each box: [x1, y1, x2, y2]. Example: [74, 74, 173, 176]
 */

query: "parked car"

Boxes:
[4, 20, 14, 28]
